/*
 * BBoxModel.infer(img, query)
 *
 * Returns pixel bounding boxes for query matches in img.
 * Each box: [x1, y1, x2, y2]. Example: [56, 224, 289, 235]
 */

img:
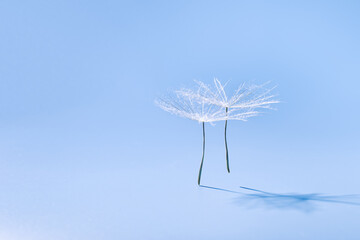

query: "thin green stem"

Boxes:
[198, 122, 205, 185]
[225, 107, 230, 173]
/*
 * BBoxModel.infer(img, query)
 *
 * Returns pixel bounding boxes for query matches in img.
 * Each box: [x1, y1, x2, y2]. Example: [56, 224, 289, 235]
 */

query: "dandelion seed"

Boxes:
[155, 87, 227, 185]
[177, 79, 279, 173]
[156, 79, 279, 185]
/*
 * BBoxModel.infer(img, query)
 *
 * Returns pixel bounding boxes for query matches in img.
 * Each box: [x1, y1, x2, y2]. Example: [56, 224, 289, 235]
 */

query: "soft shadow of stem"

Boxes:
[199, 185, 360, 212]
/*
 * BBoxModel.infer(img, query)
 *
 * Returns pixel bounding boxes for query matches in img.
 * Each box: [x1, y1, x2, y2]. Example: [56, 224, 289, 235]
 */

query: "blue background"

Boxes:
[1, 0, 360, 239]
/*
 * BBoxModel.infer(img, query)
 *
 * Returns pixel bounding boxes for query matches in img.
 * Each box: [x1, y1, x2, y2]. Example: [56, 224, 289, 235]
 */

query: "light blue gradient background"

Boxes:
[1, 1, 360, 239]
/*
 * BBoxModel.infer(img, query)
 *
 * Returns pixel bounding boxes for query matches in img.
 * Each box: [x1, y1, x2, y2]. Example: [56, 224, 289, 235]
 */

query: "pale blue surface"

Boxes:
[1, 1, 360, 239]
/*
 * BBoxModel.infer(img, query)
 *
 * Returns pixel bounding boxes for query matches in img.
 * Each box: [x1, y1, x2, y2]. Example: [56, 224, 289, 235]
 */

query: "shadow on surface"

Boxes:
[200, 185, 360, 212]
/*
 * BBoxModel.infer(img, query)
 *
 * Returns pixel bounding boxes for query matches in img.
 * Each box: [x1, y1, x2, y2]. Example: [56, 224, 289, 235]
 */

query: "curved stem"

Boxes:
[198, 122, 205, 185]
[225, 107, 230, 173]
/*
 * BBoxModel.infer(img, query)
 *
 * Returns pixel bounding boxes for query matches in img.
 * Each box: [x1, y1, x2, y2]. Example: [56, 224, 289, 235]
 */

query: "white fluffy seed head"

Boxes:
[155, 93, 227, 123]
[156, 78, 279, 123]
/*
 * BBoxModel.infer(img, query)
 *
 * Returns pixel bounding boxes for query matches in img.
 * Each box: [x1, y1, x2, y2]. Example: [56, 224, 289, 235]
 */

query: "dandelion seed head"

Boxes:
[155, 90, 227, 123]
[156, 78, 279, 123]
[175, 78, 279, 121]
